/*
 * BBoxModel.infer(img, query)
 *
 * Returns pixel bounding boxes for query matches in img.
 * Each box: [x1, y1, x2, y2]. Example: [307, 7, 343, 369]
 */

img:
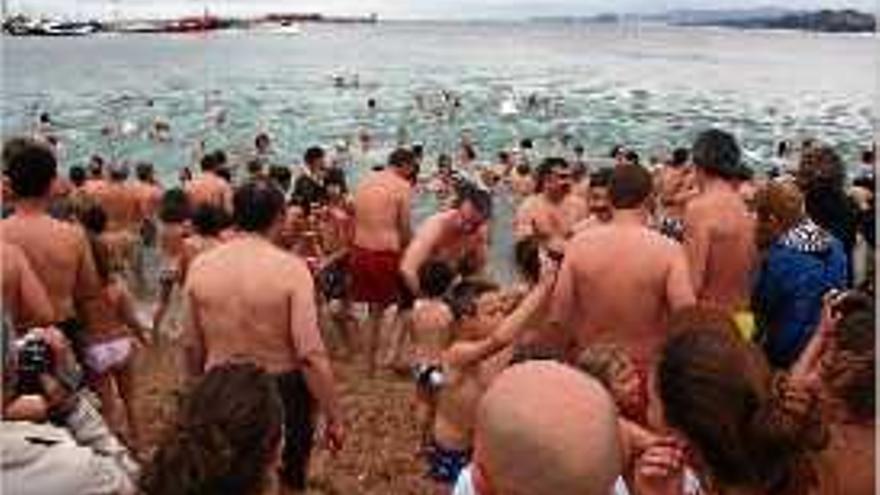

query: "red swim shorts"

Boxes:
[348, 246, 402, 306]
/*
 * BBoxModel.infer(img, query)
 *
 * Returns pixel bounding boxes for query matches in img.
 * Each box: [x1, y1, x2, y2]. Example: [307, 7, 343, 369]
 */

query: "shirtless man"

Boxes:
[131, 162, 163, 223]
[0, 138, 102, 356]
[683, 129, 756, 311]
[91, 162, 142, 274]
[400, 182, 493, 293]
[514, 157, 587, 252]
[2, 241, 54, 330]
[83, 155, 107, 198]
[572, 168, 614, 234]
[395, 183, 492, 372]
[350, 148, 416, 376]
[185, 151, 233, 212]
[182, 179, 343, 491]
[551, 164, 695, 368]
[454, 361, 621, 495]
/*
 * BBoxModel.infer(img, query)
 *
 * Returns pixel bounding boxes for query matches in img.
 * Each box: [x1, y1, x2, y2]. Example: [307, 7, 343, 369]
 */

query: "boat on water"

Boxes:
[3, 16, 102, 36]
[256, 20, 303, 35]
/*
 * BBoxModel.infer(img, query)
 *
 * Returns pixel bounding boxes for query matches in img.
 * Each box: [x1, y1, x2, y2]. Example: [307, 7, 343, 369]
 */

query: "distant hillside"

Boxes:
[697, 9, 876, 33]
[531, 8, 876, 33]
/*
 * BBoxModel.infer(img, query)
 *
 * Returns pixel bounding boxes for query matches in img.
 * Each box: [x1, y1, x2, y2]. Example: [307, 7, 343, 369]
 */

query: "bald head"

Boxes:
[474, 361, 621, 495]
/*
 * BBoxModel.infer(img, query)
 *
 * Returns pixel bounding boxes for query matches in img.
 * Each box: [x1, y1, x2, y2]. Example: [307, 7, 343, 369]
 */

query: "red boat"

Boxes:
[164, 15, 221, 33]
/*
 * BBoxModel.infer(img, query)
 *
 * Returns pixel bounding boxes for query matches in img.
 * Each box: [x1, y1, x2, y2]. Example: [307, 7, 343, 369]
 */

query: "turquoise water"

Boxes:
[2, 22, 877, 281]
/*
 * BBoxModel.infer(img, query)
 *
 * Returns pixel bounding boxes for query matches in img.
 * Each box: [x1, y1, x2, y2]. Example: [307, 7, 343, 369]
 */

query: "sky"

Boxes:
[4, 0, 877, 20]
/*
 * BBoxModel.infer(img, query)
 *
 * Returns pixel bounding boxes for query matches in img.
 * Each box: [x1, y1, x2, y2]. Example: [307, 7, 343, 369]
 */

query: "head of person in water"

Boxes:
[437, 153, 453, 175]
[573, 143, 585, 158]
[68, 165, 87, 188]
[3, 137, 57, 200]
[246, 159, 264, 180]
[254, 132, 271, 154]
[535, 157, 573, 202]
[609, 163, 653, 217]
[268, 165, 293, 194]
[233, 179, 286, 241]
[367, 98, 377, 110]
[497, 151, 512, 167]
[519, 138, 533, 151]
[452, 181, 492, 235]
[692, 129, 743, 184]
[412, 143, 425, 164]
[140, 362, 285, 495]
[135, 162, 156, 184]
[753, 181, 805, 250]
[473, 361, 621, 495]
[459, 143, 477, 165]
[588, 168, 614, 222]
[388, 147, 418, 184]
[669, 147, 689, 168]
[303, 146, 327, 176]
[88, 154, 105, 179]
[651, 324, 827, 495]
[158, 188, 191, 225]
[861, 148, 875, 169]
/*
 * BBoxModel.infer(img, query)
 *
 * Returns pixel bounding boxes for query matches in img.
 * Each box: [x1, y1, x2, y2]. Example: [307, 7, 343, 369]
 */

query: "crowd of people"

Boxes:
[0, 122, 875, 495]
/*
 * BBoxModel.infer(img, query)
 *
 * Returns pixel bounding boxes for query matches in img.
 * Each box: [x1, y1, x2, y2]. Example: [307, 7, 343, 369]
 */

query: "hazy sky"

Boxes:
[6, 0, 878, 20]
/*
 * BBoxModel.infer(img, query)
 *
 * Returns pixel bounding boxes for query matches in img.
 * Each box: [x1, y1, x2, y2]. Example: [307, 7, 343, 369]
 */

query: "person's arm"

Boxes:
[682, 204, 710, 298]
[117, 281, 151, 343]
[446, 271, 556, 368]
[513, 200, 536, 240]
[666, 246, 697, 312]
[222, 182, 234, 214]
[74, 229, 104, 327]
[398, 188, 414, 247]
[181, 282, 206, 379]
[790, 292, 841, 383]
[290, 270, 343, 444]
[399, 223, 438, 295]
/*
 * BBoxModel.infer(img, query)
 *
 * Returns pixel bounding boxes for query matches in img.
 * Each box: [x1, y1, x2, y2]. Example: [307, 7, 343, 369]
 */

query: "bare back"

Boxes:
[183, 236, 326, 374]
[95, 182, 141, 232]
[552, 223, 695, 366]
[185, 173, 232, 211]
[1, 213, 101, 322]
[352, 169, 412, 252]
[684, 189, 756, 310]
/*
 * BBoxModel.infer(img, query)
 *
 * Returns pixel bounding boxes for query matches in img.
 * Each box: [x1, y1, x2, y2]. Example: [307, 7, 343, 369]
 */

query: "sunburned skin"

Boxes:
[410, 299, 455, 365]
[551, 211, 696, 368]
[683, 179, 755, 311]
[185, 172, 233, 212]
[514, 192, 587, 248]
[1, 203, 102, 324]
[352, 168, 413, 253]
[1, 241, 54, 330]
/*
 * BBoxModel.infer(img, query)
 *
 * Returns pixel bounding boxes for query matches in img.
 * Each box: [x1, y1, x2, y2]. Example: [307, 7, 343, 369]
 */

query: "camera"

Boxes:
[15, 334, 55, 395]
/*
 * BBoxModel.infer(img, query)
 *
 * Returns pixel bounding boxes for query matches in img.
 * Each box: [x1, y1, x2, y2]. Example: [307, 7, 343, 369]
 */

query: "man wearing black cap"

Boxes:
[683, 129, 756, 312]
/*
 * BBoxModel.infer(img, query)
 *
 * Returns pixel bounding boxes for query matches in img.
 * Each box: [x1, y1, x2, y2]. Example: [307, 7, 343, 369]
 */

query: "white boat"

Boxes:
[261, 21, 302, 36]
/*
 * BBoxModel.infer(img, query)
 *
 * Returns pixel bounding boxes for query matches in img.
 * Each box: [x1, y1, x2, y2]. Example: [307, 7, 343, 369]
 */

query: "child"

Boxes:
[424, 266, 556, 485]
[411, 261, 456, 447]
[576, 344, 647, 424]
[80, 205, 151, 451]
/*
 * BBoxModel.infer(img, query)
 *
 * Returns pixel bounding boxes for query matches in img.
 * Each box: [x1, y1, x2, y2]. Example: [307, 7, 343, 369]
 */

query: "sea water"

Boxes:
[2, 21, 877, 281]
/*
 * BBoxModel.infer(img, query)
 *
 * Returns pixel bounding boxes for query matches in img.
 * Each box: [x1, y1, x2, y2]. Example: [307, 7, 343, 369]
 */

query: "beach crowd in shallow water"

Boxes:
[0, 121, 875, 495]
